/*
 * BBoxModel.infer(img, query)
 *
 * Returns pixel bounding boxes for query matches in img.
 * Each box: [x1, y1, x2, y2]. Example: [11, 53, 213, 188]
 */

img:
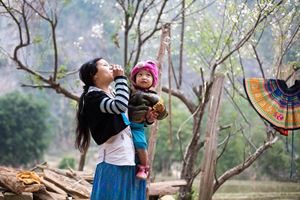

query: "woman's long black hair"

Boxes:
[75, 57, 102, 153]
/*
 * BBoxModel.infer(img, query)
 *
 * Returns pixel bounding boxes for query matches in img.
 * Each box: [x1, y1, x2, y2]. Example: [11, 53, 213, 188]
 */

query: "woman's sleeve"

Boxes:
[99, 76, 130, 114]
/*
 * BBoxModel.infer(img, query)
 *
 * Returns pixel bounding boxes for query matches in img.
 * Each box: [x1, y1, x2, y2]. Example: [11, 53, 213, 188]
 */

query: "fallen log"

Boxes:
[41, 179, 67, 196]
[43, 169, 91, 199]
[148, 180, 187, 196]
[36, 164, 93, 184]
[71, 171, 93, 183]
[66, 168, 92, 188]
[0, 167, 44, 194]
[33, 188, 66, 200]
[2, 192, 33, 200]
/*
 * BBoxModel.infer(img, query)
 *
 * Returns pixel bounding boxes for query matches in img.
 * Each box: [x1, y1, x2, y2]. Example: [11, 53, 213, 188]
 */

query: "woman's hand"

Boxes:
[145, 108, 158, 124]
[111, 64, 124, 78]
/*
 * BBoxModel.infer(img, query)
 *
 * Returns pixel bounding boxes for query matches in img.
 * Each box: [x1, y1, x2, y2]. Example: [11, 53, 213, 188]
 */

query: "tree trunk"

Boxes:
[78, 152, 86, 171]
[179, 116, 201, 200]
[178, 91, 213, 199]
[178, 82, 212, 200]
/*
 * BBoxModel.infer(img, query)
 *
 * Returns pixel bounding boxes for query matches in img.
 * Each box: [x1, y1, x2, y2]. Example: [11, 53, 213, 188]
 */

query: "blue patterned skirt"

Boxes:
[91, 162, 146, 200]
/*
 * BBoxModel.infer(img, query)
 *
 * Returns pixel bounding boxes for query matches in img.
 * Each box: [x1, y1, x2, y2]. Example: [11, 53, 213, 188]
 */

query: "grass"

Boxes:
[212, 180, 300, 200]
[155, 176, 300, 199]
[213, 192, 300, 200]
[216, 180, 300, 193]
[155, 177, 300, 199]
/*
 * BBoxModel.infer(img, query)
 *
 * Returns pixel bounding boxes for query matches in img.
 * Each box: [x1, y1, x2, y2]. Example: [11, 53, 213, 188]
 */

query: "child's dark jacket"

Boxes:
[128, 89, 168, 123]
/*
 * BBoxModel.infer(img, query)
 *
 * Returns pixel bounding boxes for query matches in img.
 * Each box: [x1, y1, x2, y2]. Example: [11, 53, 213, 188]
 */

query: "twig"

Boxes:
[214, 136, 279, 193]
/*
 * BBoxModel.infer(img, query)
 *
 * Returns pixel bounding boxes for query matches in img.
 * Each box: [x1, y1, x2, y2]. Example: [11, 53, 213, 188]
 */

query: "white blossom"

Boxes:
[78, 37, 84, 42]
[231, 15, 238, 23]
[91, 24, 104, 39]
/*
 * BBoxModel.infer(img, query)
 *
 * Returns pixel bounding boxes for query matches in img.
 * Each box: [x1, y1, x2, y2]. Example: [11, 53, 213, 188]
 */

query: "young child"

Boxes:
[129, 60, 168, 179]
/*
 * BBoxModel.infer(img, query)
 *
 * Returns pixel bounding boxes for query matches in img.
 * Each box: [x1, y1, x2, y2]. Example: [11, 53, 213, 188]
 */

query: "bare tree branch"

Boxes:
[251, 44, 265, 79]
[241, 127, 257, 150]
[276, 22, 300, 69]
[214, 136, 278, 193]
[210, 0, 284, 80]
[217, 130, 232, 150]
[176, 105, 202, 164]
[171, 0, 216, 22]
[237, 49, 246, 79]
[226, 73, 246, 99]
[162, 86, 197, 113]
[208, 0, 228, 65]
[140, 0, 167, 45]
[178, 0, 185, 88]
[0, 0, 79, 101]
[20, 84, 52, 88]
[224, 87, 250, 125]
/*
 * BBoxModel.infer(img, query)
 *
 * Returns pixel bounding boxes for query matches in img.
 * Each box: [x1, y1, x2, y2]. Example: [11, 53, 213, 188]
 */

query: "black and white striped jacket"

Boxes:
[83, 76, 130, 145]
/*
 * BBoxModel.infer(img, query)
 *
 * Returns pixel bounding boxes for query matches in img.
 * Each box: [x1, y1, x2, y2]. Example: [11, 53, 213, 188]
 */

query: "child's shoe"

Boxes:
[136, 165, 149, 180]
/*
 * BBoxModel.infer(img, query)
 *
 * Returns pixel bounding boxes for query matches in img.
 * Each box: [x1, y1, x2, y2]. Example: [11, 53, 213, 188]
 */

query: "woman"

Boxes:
[75, 58, 157, 199]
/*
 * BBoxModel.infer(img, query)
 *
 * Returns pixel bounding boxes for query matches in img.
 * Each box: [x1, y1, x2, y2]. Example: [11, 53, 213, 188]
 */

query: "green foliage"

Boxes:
[0, 54, 7, 66]
[216, 95, 265, 177]
[58, 156, 75, 169]
[153, 95, 193, 174]
[57, 65, 68, 79]
[126, 5, 135, 17]
[63, 0, 72, 6]
[257, 141, 290, 179]
[289, 61, 300, 70]
[26, 75, 43, 89]
[215, 94, 300, 181]
[217, 97, 246, 174]
[0, 92, 50, 167]
[257, 131, 300, 180]
[33, 35, 43, 44]
[70, 99, 78, 110]
[217, 134, 245, 174]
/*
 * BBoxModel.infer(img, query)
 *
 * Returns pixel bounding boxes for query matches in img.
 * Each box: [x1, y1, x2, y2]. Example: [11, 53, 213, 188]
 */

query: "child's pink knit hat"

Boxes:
[130, 60, 158, 88]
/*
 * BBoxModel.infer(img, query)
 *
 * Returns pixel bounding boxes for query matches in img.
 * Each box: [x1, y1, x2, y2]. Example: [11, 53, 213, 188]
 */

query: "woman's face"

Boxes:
[135, 69, 153, 89]
[94, 59, 114, 85]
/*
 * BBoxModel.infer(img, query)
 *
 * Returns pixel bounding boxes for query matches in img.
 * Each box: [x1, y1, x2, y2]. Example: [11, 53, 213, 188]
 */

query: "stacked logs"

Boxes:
[0, 164, 186, 200]
[0, 164, 93, 200]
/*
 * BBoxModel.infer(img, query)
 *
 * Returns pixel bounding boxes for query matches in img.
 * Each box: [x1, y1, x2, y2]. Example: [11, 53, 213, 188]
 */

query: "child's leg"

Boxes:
[130, 122, 149, 179]
[136, 148, 148, 166]
[136, 148, 149, 179]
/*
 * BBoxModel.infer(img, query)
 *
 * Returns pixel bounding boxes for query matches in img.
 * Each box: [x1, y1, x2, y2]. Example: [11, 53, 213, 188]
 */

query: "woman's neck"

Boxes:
[95, 82, 110, 93]
[99, 86, 110, 94]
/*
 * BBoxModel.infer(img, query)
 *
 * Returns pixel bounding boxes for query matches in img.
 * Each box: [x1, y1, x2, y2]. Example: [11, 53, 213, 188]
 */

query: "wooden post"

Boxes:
[148, 24, 170, 171]
[198, 75, 225, 200]
[147, 24, 170, 200]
